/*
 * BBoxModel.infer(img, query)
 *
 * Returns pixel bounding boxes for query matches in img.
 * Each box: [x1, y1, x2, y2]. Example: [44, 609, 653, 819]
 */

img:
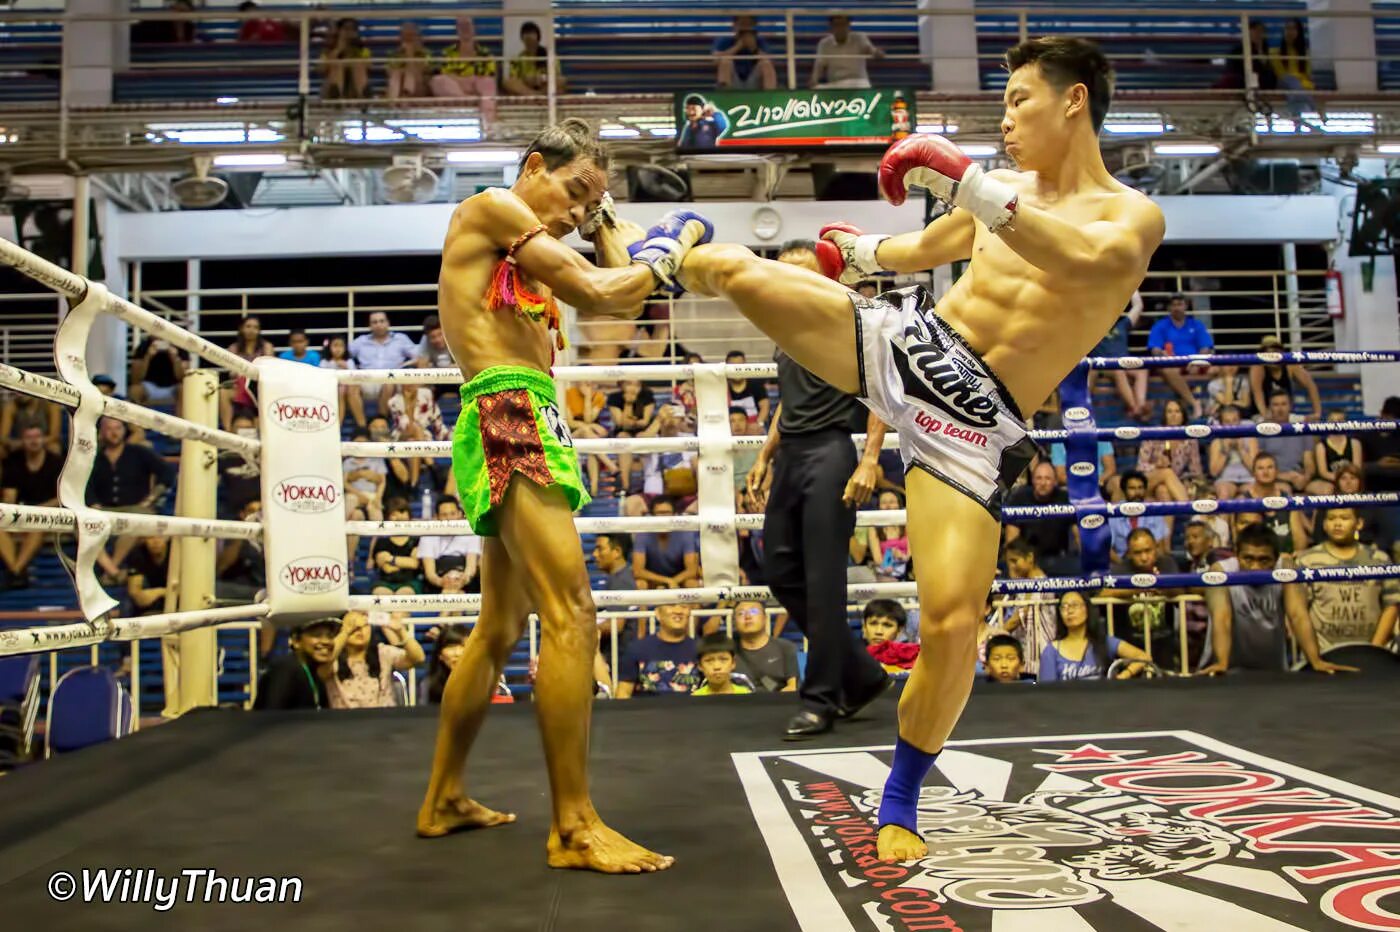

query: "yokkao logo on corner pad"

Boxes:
[273, 477, 341, 514]
[1080, 514, 1105, 530]
[1069, 462, 1096, 477]
[280, 557, 347, 594]
[1272, 568, 1299, 583]
[1201, 571, 1228, 585]
[270, 396, 337, 432]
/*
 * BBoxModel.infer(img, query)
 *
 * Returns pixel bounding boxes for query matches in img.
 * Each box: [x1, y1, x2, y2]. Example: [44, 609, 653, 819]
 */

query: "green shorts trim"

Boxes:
[452, 365, 590, 536]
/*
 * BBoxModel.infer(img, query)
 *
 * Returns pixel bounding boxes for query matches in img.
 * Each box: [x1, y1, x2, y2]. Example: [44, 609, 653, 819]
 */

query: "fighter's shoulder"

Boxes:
[454, 186, 531, 225]
[1104, 183, 1165, 234]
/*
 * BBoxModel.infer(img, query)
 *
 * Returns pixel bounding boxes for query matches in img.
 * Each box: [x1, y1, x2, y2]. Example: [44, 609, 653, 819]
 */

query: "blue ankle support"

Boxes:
[877, 737, 940, 833]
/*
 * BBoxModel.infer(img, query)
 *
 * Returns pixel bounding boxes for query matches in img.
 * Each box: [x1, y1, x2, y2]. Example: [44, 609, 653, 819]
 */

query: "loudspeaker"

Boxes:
[1350, 179, 1400, 257]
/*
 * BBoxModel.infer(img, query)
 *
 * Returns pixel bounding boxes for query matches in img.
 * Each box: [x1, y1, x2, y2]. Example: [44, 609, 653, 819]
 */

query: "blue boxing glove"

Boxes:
[628, 209, 715, 295]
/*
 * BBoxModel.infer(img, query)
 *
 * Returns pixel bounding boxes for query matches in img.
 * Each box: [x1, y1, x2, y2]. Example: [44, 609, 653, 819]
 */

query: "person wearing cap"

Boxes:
[1250, 334, 1322, 422]
[1146, 293, 1213, 421]
[252, 618, 341, 710]
[678, 93, 728, 149]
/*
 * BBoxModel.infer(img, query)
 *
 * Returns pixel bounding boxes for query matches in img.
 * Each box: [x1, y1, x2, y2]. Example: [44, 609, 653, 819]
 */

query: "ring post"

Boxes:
[1060, 361, 1110, 575]
[175, 369, 220, 713]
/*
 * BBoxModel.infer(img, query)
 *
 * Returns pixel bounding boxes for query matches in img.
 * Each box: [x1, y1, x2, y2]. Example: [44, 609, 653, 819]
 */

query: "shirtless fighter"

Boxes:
[417, 118, 712, 873]
[673, 37, 1163, 860]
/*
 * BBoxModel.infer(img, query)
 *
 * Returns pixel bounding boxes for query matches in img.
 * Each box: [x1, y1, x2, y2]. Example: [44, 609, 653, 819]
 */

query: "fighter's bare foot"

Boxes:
[547, 820, 674, 874]
[416, 796, 517, 838]
[877, 824, 928, 862]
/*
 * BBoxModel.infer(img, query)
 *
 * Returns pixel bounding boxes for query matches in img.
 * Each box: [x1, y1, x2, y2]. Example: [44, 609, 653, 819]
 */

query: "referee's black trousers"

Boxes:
[763, 429, 887, 716]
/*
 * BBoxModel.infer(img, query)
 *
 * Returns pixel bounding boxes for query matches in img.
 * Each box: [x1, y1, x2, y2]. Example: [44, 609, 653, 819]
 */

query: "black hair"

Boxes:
[683, 93, 706, 109]
[1004, 36, 1114, 133]
[384, 496, 410, 516]
[336, 616, 383, 682]
[1235, 522, 1281, 557]
[1253, 451, 1277, 466]
[422, 314, 441, 332]
[1268, 389, 1292, 403]
[986, 633, 1024, 661]
[1054, 591, 1109, 676]
[1321, 506, 1359, 522]
[1382, 396, 1400, 419]
[288, 328, 307, 339]
[649, 494, 675, 513]
[520, 118, 608, 173]
[520, 20, 541, 39]
[725, 349, 746, 362]
[696, 633, 737, 661]
[1283, 17, 1309, 56]
[778, 238, 816, 256]
[595, 531, 633, 559]
[728, 406, 749, 418]
[426, 626, 469, 704]
[862, 598, 907, 627]
[435, 495, 461, 512]
[1004, 537, 1036, 561]
[1120, 469, 1147, 490]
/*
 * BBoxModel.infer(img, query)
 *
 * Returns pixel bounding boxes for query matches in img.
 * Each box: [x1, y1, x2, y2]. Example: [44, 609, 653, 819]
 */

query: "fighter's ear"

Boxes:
[1064, 82, 1089, 121]
[521, 150, 547, 177]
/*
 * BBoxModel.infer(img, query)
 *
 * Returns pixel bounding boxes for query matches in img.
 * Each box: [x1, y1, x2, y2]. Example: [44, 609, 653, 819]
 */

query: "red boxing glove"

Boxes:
[879, 134, 1018, 233]
[816, 222, 890, 286]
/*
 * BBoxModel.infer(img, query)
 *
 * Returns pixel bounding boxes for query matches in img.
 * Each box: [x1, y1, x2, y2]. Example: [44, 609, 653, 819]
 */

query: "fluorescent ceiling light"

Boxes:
[212, 152, 287, 168]
[1378, 144, 1400, 155]
[599, 127, 641, 139]
[215, 96, 239, 105]
[1103, 121, 1165, 135]
[446, 149, 521, 164]
[958, 144, 999, 157]
[916, 123, 959, 135]
[145, 126, 283, 145]
[1153, 143, 1220, 156]
[649, 127, 677, 137]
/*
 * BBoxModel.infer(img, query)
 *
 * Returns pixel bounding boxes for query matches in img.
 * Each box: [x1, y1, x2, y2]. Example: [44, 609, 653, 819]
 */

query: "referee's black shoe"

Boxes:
[835, 674, 894, 720]
[784, 709, 833, 740]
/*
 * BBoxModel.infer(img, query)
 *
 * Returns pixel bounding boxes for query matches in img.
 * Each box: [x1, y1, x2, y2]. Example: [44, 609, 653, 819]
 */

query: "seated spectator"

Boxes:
[632, 496, 701, 589]
[371, 497, 421, 594]
[1292, 507, 1399, 653]
[216, 499, 266, 604]
[1251, 334, 1321, 421]
[351, 312, 419, 415]
[1106, 527, 1182, 662]
[1206, 364, 1253, 422]
[125, 536, 171, 616]
[386, 21, 432, 100]
[343, 429, 386, 523]
[1219, 19, 1277, 90]
[320, 335, 367, 428]
[0, 392, 61, 456]
[859, 490, 910, 582]
[1147, 294, 1212, 420]
[324, 610, 425, 709]
[502, 20, 566, 96]
[729, 407, 761, 506]
[220, 315, 275, 431]
[731, 599, 798, 692]
[321, 17, 371, 100]
[863, 598, 919, 671]
[713, 15, 778, 90]
[1314, 409, 1362, 490]
[1003, 462, 1077, 574]
[277, 329, 321, 366]
[1242, 452, 1308, 553]
[87, 417, 175, 578]
[995, 539, 1056, 675]
[1209, 404, 1258, 499]
[1136, 399, 1203, 501]
[388, 382, 450, 443]
[565, 378, 614, 496]
[1335, 463, 1386, 549]
[217, 415, 261, 519]
[252, 618, 340, 710]
[725, 350, 770, 426]
[421, 625, 468, 704]
[984, 634, 1031, 683]
[1257, 391, 1317, 493]
[614, 604, 701, 697]
[419, 497, 481, 593]
[692, 634, 752, 696]
[1198, 524, 1353, 675]
[1086, 292, 1147, 420]
[1271, 18, 1317, 121]
[1039, 591, 1149, 682]
[131, 0, 197, 44]
[1107, 470, 1170, 560]
[128, 336, 186, 408]
[417, 315, 455, 370]
[368, 414, 419, 504]
[633, 406, 697, 507]
[811, 15, 882, 89]
[431, 17, 498, 130]
[236, 1, 288, 43]
[592, 532, 639, 655]
[0, 423, 63, 589]
[607, 378, 656, 493]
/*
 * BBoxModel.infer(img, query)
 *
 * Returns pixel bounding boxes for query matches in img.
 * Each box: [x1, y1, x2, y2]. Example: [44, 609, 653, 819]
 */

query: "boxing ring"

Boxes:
[2, 236, 1400, 930]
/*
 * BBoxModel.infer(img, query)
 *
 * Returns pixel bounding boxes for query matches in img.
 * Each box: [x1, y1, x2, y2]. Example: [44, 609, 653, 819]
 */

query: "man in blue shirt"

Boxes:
[350, 311, 419, 413]
[614, 603, 702, 697]
[1107, 470, 1171, 561]
[1147, 294, 1213, 420]
[713, 16, 778, 90]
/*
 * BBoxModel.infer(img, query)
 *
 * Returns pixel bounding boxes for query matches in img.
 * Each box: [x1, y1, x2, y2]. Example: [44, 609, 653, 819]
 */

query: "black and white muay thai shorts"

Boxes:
[851, 284, 1038, 518]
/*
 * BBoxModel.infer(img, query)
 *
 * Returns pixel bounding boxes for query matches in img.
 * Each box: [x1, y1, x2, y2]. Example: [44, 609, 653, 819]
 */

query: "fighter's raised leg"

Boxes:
[877, 467, 1003, 861]
[494, 475, 673, 874]
[677, 243, 860, 395]
[417, 535, 529, 837]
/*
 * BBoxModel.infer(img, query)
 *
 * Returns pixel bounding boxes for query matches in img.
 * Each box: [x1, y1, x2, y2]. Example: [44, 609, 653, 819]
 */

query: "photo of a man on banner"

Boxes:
[679, 93, 729, 149]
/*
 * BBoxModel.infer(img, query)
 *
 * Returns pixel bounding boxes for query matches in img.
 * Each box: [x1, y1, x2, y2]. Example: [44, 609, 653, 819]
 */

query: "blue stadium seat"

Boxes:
[45, 665, 132, 756]
[0, 656, 41, 766]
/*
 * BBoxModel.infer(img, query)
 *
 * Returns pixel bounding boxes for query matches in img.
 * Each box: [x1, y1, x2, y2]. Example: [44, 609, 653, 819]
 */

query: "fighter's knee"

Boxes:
[917, 603, 982, 643]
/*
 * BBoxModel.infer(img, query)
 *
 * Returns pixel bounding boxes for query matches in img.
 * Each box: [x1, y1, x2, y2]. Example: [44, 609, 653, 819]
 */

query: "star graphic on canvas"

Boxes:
[1033, 743, 1142, 764]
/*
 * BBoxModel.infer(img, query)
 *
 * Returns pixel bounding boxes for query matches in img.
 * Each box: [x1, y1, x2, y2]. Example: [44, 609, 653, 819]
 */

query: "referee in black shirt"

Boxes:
[749, 241, 892, 739]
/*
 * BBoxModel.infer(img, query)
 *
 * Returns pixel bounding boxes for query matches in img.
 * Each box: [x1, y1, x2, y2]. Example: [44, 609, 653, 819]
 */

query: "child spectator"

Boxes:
[371, 497, 421, 594]
[614, 604, 701, 697]
[386, 21, 432, 100]
[984, 634, 1030, 684]
[862, 598, 919, 671]
[277, 329, 321, 366]
[852, 489, 909, 582]
[1292, 507, 1400, 653]
[324, 610, 425, 709]
[1039, 591, 1150, 682]
[1209, 404, 1258, 499]
[731, 599, 798, 692]
[320, 335, 367, 428]
[253, 618, 340, 710]
[693, 634, 752, 696]
[996, 539, 1056, 674]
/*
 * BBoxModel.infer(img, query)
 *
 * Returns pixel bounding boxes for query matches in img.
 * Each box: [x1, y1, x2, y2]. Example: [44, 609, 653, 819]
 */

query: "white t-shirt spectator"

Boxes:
[343, 455, 387, 495]
[350, 331, 418, 370]
[814, 32, 877, 87]
[418, 336, 455, 369]
[418, 532, 482, 571]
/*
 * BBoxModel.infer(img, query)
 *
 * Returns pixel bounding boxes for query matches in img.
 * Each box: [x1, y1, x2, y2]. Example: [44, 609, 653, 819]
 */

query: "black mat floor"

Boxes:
[2, 665, 1398, 932]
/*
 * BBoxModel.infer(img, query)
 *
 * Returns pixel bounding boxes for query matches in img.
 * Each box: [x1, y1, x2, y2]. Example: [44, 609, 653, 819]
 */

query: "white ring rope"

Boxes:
[0, 604, 271, 657]
[0, 503, 261, 540]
